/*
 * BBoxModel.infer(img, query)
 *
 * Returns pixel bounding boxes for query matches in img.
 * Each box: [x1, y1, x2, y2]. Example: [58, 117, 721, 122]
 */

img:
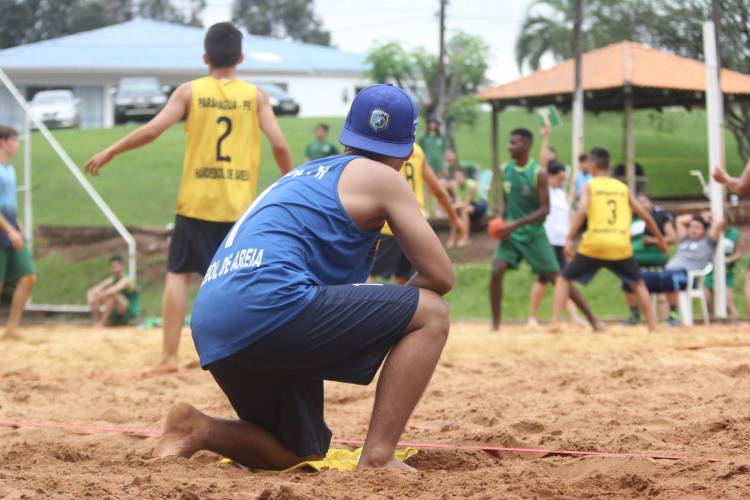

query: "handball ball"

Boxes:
[487, 218, 508, 240]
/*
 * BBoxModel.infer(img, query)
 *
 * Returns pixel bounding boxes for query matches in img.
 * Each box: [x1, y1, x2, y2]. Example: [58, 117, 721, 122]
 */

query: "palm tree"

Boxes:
[515, 0, 578, 72]
[515, 0, 656, 73]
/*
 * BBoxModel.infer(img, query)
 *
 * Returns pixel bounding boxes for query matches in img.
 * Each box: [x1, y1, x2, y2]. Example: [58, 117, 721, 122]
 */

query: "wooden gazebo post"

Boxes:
[623, 87, 636, 192]
[489, 102, 503, 215]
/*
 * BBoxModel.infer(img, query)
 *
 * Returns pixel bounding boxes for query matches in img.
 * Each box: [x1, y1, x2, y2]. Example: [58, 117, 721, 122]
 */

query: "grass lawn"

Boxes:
[18, 108, 745, 227]
[12, 108, 750, 320]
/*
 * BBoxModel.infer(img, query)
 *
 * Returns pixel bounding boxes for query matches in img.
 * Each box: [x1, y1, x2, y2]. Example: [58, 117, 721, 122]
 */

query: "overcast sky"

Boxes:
[201, 0, 536, 84]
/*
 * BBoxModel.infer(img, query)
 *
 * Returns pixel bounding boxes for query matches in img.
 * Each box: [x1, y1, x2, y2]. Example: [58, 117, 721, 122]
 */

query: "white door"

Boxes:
[73, 86, 104, 128]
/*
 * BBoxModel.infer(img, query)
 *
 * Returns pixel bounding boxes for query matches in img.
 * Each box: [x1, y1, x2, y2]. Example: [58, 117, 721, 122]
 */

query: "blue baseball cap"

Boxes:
[339, 84, 418, 159]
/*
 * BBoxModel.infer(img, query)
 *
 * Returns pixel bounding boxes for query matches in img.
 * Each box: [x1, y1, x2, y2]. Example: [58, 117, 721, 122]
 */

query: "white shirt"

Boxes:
[544, 186, 570, 246]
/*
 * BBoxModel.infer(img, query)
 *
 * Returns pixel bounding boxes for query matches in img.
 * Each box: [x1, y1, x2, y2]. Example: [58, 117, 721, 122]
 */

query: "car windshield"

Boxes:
[119, 78, 160, 95]
[33, 93, 72, 105]
[259, 84, 288, 99]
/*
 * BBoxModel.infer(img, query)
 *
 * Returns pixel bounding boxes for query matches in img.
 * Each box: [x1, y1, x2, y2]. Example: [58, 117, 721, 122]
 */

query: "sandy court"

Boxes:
[1, 322, 750, 498]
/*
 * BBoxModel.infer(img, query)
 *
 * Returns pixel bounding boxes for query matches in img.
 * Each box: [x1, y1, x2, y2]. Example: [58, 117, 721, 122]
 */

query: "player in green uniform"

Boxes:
[304, 123, 339, 161]
[489, 128, 600, 331]
[87, 255, 141, 327]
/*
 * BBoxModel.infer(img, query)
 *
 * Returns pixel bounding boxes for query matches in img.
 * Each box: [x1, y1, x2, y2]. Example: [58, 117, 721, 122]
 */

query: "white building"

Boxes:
[0, 19, 369, 128]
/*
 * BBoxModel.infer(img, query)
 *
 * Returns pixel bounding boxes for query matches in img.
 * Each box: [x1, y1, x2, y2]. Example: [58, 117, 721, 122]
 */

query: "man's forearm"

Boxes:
[272, 145, 293, 174]
[434, 189, 462, 229]
[512, 207, 549, 229]
[107, 126, 162, 158]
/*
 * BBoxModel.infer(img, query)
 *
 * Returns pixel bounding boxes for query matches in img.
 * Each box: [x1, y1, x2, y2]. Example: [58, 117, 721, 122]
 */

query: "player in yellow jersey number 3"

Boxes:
[84, 23, 293, 373]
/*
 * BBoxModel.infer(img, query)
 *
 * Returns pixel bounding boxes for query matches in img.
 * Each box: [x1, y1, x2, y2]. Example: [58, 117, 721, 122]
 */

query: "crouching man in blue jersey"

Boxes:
[153, 84, 453, 472]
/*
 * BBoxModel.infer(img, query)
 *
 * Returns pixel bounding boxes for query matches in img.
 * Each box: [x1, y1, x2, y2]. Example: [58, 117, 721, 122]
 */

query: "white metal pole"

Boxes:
[703, 21, 726, 318]
[0, 68, 137, 285]
[570, 0, 584, 198]
[23, 113, 32, 249]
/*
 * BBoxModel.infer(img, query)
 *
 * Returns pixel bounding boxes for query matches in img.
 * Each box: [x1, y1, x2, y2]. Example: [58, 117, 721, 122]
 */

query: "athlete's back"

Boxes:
[578, 176, 632, 260]
[178, 76, 261, 222]
[192, 154, 381, 366]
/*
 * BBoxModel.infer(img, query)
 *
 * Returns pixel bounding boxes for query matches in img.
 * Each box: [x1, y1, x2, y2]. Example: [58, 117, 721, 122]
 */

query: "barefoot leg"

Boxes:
[358, 289, 449, 471]
[150, 272, 190, 373]
[3, 274, 34, 339]
[489, 260, 508, 331]
[154, 402, 316, 470]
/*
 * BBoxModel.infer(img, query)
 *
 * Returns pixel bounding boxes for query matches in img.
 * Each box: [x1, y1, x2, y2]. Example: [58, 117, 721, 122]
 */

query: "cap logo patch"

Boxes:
[369, 109, 390, 133]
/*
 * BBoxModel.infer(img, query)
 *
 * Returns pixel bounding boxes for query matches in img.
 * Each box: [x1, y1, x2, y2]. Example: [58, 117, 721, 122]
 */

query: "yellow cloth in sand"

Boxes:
[219, 447, 418, 473]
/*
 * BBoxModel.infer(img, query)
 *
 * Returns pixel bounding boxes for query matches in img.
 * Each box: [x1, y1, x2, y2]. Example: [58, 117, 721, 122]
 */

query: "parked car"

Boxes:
[29, 90, 81, 129]
[258, 83, 300, 116]
[114, 77, 168, 124]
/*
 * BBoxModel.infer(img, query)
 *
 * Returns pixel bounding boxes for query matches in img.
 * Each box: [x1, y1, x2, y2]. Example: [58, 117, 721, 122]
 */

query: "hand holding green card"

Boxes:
[536, 105, 562, 128]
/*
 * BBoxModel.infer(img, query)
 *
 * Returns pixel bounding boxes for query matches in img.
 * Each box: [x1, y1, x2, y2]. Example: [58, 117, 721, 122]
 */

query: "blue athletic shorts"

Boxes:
[622, 269, 688, 293]
[207, 283, 420, 459]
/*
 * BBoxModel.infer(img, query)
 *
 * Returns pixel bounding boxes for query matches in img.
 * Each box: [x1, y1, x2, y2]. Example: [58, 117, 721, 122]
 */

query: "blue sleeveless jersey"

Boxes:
[191, 154, 381, 366]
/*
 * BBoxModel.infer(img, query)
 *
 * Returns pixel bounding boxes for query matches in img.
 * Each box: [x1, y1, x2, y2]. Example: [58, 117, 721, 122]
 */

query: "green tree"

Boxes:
[231, 0, 331, 46]
[137, 0, 206, 25]
[515, 0, 750, 162]
[0, 0, 206, 49]
[366, 32, 489, 146]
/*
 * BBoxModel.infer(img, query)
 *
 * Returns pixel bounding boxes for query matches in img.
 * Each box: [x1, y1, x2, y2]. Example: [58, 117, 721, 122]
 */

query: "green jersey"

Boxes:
[418, 133, 448, 173]
[305, 141, 339, 161]
[502, 159, 544, 242]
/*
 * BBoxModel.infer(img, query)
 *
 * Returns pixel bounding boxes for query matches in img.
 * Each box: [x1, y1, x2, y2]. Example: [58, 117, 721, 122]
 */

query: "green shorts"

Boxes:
[108, 308, 138, 326]
[493, 234, 560, 274]
[0, 244, 34, 286]
[108, 292, 141, 326]
[705, 270, 735, 290]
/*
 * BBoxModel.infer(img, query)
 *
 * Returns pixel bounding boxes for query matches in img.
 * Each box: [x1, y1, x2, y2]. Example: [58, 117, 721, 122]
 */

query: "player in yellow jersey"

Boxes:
[369, 143, 464, 284]
[549, 147, 666, 332]
[84, 23, 292, 372]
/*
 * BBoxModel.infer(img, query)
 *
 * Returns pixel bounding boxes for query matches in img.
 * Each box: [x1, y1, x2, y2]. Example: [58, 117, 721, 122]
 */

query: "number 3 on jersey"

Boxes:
[216, 116, 232, 162]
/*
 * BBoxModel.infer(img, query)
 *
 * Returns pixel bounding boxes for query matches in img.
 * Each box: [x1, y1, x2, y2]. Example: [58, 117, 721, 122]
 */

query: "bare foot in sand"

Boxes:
[147, 356, 179, 375]
[1, 329, 21, 341]
[592, 321, 607, 333]
[357, 456, 415, 472]
[153, 402, 205, 459]
[547, 323, 562, 334]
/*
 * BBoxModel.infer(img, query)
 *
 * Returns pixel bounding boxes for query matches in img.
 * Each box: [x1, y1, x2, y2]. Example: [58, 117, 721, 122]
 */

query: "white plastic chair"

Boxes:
[677, 263, 713, 326]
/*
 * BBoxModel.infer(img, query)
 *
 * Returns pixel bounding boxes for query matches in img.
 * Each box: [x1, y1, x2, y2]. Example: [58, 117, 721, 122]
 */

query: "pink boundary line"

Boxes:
[0, 419, 730, 464]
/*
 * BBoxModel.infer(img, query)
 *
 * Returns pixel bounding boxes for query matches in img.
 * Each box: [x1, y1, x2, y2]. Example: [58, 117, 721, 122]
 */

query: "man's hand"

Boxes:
[712, 167, 730, 185]
[8, 230, 23, 250]
[564, 238, 575, 260]
[656, 237, 668, 254]
[496, 220, 517, 240]
[84, 149, 114, 176]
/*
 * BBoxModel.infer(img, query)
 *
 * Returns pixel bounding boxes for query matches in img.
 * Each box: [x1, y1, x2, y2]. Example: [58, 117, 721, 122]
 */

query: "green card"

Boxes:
[536, 105, 562, 128]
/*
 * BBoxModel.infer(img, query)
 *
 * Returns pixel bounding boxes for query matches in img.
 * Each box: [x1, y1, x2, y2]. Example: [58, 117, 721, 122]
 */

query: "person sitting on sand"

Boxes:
[154, 84, 453, 472]
[86, 255, 141, 328]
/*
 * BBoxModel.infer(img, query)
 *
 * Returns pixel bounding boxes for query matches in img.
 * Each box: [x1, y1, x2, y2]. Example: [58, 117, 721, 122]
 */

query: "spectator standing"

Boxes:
[418, 117, 449, 177]
[0, 125, 36, 340]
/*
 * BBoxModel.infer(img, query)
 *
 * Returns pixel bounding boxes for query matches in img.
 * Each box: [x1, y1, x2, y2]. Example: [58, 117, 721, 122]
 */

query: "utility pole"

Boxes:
[435, 0, 447, 132]
[569, 0, 584, 199]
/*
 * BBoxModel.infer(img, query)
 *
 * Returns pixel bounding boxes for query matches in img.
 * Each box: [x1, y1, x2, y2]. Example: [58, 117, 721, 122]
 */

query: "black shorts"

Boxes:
[370, 236, 414, 280]
[538, 245, 566, 283]
[207, 283, 420, 459]
[167, 215, 234, 274]
[562, 253, 642, 285]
